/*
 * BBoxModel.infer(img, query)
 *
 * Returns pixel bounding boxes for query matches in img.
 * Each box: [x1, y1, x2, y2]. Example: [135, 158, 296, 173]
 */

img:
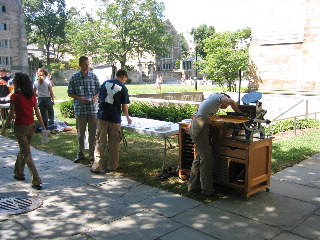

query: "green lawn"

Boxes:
[52, 84, 223, 100]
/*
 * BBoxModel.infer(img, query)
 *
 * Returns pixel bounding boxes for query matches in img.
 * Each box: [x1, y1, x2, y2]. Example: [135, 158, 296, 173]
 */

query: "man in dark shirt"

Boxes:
[91, 69, 132, 173]
[0, 68, 10, 81]
[0, 68, 10, 84]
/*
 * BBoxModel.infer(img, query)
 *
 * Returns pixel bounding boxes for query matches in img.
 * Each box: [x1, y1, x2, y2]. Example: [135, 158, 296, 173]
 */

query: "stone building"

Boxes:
[125, 18, 184, 82]
[249, 0, 320, 91]
[0, 0, 28, 74]
[156, 19, 183, 72]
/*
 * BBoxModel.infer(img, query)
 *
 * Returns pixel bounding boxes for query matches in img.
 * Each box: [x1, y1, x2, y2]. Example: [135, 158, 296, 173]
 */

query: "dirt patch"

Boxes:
[272, 127, 320, 141]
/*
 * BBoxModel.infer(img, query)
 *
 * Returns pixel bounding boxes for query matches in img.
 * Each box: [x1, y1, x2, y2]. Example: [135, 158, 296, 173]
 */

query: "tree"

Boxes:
[202, 27, 251, 92]
[68, 0, 173, 68]
[191, 24, 215, 59]
[179, 33, 189, 59]
[66, 11, 110, 64]
[22, 0, 69, 69]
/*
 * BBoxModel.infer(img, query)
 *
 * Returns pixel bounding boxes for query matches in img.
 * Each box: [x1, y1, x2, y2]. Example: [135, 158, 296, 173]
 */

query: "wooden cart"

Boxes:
[178, 120, 272, 198]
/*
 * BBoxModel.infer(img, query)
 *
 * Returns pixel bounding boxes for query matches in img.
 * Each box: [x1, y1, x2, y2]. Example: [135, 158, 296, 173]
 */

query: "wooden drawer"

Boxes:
[214, 145, 247, 160]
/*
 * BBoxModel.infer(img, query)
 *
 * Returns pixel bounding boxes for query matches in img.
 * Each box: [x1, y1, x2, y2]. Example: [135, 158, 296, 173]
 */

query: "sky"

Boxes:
[65, 0, 255, 33]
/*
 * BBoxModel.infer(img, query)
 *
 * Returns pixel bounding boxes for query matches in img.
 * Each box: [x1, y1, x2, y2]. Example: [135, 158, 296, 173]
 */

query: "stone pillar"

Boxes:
[137, 63, 142, 82]
[148, 63, 154, 82]
[301, 0, 320, 91]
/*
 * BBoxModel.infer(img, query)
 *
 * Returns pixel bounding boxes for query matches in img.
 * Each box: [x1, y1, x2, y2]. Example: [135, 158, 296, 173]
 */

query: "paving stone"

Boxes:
[305, 153, 320, 161]
[31, 149, 64, 163]
[209, 191, 318, 229]
[291, 214, 320, 240]
[0, 155, 16, 169]
[172, 205, 282, 240]
[14, 202, 105, 239]
[93, 178, 143, 197]
[272, 166, 320, 186]
[67, 168, 123, 185]
[0, 185, 30, 198]
[308, 177, 320, 189]
[86, 210, 182, 240]
[31, 169, 86, 191]
[159, 226, 218, 240]
[119, 184, 163, 203]
[139, 191, 202, 218]
[2, 134, 320, 240]
[0, 175, 16, 188]
[270, 178, 320, 204]
[39, 158, 82, 170]
[0, 219, 36, 240]
[297, 159, 320, 171]
[273, 232, 309, 240]
[67, 187, 147, 223]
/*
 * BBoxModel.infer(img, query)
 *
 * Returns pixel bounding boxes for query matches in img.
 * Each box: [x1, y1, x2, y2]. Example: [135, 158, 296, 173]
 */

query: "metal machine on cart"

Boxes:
[224, 91, 271, 142]
[178, 92, 273, 198]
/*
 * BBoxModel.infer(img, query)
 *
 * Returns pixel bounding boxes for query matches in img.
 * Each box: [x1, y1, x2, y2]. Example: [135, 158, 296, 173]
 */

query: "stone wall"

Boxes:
[130, 91, 204, 102]
[0, 0, 28, 73]
[249, 0, 320, 92]
[130, 91, 320, 122]
[224, 92, 320, 121]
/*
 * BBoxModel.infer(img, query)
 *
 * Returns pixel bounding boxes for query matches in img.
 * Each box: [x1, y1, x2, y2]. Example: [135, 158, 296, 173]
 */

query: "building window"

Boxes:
[0, 39, 10, 48]
[1, 6, 6, 12]
[0, 56, 10, 65]
[0, 23, 8, 31]
[162, 63, 171, 70]
[183, 61, 192, 70]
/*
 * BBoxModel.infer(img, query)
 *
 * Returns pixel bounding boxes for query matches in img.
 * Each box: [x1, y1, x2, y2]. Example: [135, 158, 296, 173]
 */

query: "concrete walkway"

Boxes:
[0, 136, 319, 240]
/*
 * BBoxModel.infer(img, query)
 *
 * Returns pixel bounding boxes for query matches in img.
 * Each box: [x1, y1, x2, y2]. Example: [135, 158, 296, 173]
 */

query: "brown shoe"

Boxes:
[73, 158, 84, 163]
[31, 185, 42, 190]
[14, 175, 25, 181]
[90, 169, 106, 174]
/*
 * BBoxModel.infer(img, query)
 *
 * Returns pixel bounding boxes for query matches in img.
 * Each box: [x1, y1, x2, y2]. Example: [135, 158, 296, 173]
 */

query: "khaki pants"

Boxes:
[92, 119, 122, 171]
[14, 124, 42, 185]
[188, 123, 214, 195]
[76, 115, 97, 159]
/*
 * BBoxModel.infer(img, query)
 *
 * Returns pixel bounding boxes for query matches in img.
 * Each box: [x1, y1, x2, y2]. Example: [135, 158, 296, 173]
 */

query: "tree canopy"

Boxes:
[68, 0, 173, 69]
[22, 0, 69, 69]
[202, 27, 251, 91]
[191, 24, 215, 59]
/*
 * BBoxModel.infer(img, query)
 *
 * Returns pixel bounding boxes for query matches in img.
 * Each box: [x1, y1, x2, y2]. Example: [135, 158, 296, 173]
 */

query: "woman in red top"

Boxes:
[1, 72, 46, 190]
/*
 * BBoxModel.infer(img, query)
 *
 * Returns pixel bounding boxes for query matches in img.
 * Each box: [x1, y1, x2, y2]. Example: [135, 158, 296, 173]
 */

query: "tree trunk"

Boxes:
[45, 42, 51, 70]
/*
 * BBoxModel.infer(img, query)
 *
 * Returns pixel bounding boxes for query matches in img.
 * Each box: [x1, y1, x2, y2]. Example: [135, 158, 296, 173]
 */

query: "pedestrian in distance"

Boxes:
[34, 68, 55, 129]
[67, 56, 100, 164]
[91, 69, 132, 174]
[155, 74, 163, 93]
[1, 72, 46, 190]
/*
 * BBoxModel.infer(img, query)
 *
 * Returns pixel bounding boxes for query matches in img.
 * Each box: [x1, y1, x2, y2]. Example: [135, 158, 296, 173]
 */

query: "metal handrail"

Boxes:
[268, 111, 320, 135]
[272, 99, 306, 121]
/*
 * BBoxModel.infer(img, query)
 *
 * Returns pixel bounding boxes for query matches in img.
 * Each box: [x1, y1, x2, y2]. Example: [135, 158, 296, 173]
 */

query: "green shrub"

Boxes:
[269, 118, 320, 135]
[128, 102, 197, 123]
[60, 99, 75, 118]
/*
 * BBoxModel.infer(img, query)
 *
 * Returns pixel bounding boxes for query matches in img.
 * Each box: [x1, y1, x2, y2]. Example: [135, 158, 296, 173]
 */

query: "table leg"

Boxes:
[162, 137, 174, 170]
[162, 137, 167, 170]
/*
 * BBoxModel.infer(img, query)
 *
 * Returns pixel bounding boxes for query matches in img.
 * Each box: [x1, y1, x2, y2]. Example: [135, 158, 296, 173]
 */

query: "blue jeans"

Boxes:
[38, 97, 54, 128]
